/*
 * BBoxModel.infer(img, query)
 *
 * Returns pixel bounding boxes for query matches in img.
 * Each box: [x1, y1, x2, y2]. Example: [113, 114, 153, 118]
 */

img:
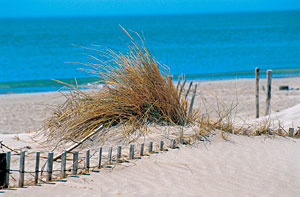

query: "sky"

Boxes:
[1, 0, 300, 18]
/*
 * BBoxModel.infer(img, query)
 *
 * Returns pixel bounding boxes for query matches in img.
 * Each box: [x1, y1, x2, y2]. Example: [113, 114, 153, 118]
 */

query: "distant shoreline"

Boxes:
[1, 68, 300, 94]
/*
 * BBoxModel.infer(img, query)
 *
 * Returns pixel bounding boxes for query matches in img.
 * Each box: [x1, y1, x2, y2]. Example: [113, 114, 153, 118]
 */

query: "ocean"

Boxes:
[0, 10, 300, 93]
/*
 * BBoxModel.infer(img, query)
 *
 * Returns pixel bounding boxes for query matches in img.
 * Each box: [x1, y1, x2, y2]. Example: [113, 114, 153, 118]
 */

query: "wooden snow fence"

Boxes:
[0, 137, 184, 190]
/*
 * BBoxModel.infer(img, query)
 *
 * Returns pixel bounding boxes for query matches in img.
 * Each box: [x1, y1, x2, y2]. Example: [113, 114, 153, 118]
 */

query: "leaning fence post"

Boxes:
[86, 150, 90, 172]
[289, 128, 294, 137]
[188, 84, 198, 115]
[98, 147, 102, 168]
[185, 81, 193, 99]
[5, 151, 10, 188]
[73, 151, 78, 175]
[19, 151, 25, 187]
[117, 145, 122, 161]
[148, 141, 153, 153]
[265, 70, 272, 115]
[61, 150, 67, 178]
[35, 152, 40, 184]
[179, 80, 186, 98]
[140, 143, 144, 156]
[108, 147, 112, 164]
[0, 153, 6, 188]
[255, 67, 260, 118]
[129, 144, 134, 160]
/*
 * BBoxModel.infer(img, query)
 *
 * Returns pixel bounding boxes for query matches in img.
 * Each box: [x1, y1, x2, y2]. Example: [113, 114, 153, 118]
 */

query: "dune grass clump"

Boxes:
[45, 28, 190, 142]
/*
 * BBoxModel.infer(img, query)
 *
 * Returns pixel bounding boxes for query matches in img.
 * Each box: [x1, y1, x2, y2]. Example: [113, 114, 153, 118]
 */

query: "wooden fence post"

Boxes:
[148, 141, 153, 153]
[160, 141, 164, 151]
[179, 80, 186, 98]
[0, 153, 6, 187]
[140, 143, 144, 156]
[61, 150, 67, 178]
[129, 144, 135, 160]
[266, 70, 272, 115]
[185, 82, 193, 99]
[117, 145, 122, 161]
[5, 151, 10, 188]
[255, 67, 260, 118]
[108, 147, 112, 164]
[170, 139, 175, 149]
[98, 147, 102, 168]
[86, 150, 90, 172]
[289, 128, 294, 137]
[19, 151, 25, 187]
[35, 152, 40, 184]
[47, 152, 54, 181]
[188, 84, 198, 115]
[73, 151, 78, 175]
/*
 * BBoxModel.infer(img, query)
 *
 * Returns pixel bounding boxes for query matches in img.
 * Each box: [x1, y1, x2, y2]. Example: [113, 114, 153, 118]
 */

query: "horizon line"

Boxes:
[0, 8, 299, 19]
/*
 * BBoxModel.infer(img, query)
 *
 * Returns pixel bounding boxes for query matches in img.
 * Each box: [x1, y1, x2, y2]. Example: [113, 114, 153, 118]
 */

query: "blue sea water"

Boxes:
[0, 10, 300, 93]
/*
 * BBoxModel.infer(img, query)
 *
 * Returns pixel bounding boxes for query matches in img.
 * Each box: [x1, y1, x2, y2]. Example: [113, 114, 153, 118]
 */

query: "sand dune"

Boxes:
[3, 133, 300, 196]
[1, 77, 300, 196]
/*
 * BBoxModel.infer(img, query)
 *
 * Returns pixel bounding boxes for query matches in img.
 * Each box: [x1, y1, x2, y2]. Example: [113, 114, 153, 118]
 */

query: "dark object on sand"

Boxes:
[279, 86, 289, 90]
[0, 153, 6, 187]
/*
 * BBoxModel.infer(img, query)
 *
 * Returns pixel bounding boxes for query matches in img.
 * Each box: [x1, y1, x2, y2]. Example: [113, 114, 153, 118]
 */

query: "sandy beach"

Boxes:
[1, 77, 300, 196]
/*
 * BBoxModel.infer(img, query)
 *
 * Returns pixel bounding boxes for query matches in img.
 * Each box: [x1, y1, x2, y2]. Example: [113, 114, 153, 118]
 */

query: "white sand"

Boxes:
[1, 77, 300, 196]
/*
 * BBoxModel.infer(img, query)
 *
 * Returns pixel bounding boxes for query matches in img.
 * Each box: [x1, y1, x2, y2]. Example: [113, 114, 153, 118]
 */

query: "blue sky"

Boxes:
[1, 0, 300, 18]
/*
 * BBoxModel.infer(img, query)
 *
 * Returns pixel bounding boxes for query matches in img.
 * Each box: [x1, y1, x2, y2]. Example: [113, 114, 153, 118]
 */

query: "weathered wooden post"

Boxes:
[117, 145, 122, 161]
[185, 81, 193, 99]
[35, 152, 40, 184]
[98, 147, 102, 168]
[0, 153, 6, 187]
[47, 152, 54, 181]
[160, 141, 164, 151]
[72, 151, 79, 175]
[265, 70, 272, 115]
[289, 128, 294, 137]
[148, 141, 153, 153]
[188, 84, 198, 115]
[179, 80, 186, 98]
[108, 147, 112, 164]
[61, 150, 67, 178]
[255, 67, 260, 118]
[5, 151, 10, 188]
[129, 144, 135, 160]
[86, 150, 90, 172]
[140, 143, 144, 156]
[170, 139, 175, 149]
[19, 151, 25, 187]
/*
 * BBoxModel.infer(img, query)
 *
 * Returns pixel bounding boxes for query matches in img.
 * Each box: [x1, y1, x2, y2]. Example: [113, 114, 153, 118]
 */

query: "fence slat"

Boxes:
[129, 144, 134, 160]
[266, 70, 272, 115]
[117, 145, 122, 161]
[19, 151, 25, 187]
[73, 151, 78, 175]
[188, 84, 198, 115]
[170, 139, 175, 149]
[98, 147, 102, 168]
[61, 150, 67, 178]
[0, 153, 6, 187]
[255, 67, 260, 118]
[108, 147, 112, 164]
[47, 152, 54, 181]
[86, 150, 90, 172]
[289, 128, 294, 137]
[35, 152, 40, 184]
[160, 141, 164, 151]
[148, 141, 153, 153]
[5, 151, 10, 188]
[140, 143, 144, 156]
[178, 80, 186, 98]
[185, 81, 193, 99]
